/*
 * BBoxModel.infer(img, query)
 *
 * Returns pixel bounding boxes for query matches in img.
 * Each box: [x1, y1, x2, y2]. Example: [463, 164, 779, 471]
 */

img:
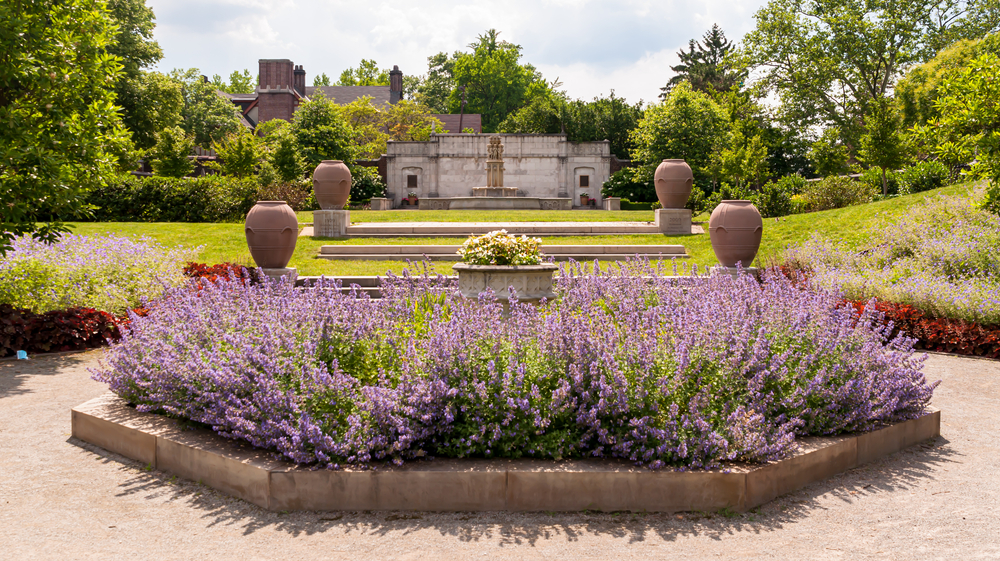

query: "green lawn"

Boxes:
[69, 182, 979, 277]
[296, 209, 656, 224]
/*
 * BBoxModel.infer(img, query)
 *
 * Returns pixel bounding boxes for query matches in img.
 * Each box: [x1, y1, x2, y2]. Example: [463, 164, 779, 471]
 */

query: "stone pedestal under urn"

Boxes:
[453, 263, 558, 305]
[313, 160, 351, 238]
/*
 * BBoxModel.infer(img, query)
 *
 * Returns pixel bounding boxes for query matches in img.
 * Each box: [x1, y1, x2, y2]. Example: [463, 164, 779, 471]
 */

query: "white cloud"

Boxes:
[147, 0, 769, 101]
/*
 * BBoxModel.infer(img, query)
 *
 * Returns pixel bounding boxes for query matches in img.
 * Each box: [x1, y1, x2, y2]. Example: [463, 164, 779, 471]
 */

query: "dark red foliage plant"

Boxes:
[0, 304, 125, 358]
[850, 300, 1000, 359]
[183, 262, 260, 285]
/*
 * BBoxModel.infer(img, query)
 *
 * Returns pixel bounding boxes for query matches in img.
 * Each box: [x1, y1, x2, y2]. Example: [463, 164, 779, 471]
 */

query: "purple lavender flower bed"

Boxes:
[94, 263, 937, 470]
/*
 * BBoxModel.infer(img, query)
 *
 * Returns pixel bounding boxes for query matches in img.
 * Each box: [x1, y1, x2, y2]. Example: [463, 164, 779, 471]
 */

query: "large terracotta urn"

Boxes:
[709, 200, 763, 267]
[245, 201, 298, 269]
[654, 159, 694, 209]
[312, 160, 352, 209]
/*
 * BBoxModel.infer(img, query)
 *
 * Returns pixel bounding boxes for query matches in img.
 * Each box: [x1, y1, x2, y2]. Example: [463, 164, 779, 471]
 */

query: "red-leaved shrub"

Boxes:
[183, 262, 260, 284]
[850, 300, 1000, 359]
[0, 304, 125, 358]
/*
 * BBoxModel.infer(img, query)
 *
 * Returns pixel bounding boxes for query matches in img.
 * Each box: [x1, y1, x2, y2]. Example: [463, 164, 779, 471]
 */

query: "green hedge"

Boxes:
[87, 175, 259, 222]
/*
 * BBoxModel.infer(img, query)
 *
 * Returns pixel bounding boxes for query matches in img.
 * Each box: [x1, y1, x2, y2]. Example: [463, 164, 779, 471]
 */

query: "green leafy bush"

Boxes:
[350, 167, 387, 204]
[148, 126, 195, 178]
[801, 176, 876, 211]
[87, 174, 258, 222]
[859, 167, 902, 196]
[981, 181, 1000, 214]
[773, 174, 807, 195]
[601, 167, 655, 202]
[752, 180, 796, 218]
[900, 160, 950, 194]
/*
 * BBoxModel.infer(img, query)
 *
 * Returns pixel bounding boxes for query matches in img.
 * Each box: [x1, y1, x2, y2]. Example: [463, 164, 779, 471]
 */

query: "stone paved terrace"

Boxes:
[300, 221, 704, 237]
[1, 350, 998, 559]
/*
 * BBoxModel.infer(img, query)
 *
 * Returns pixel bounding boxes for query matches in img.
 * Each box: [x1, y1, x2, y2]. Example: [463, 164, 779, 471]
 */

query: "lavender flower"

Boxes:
[93, 261, 936, 470]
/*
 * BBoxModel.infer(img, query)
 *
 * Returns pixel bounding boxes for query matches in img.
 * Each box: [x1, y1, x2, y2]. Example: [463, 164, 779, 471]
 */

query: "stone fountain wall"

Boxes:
[385, 134, 611, 208]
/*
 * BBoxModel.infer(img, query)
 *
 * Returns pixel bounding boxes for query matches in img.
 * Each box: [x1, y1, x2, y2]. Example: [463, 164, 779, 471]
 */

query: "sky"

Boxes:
[146, 0, 770, 104]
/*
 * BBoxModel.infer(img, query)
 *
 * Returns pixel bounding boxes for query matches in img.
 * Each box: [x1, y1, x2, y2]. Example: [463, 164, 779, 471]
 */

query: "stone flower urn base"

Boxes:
[453, 263, 558, 304]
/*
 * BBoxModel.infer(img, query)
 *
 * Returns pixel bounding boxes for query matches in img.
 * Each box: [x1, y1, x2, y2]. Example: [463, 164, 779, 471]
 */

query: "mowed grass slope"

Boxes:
[69, 182, 979, 276]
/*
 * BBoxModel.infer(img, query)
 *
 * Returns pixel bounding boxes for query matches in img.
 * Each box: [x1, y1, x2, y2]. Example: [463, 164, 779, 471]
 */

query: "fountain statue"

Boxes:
[472, 136, 518, 197]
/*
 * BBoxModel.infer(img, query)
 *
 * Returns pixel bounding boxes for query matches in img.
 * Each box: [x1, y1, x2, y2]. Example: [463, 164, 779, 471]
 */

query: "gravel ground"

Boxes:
[1, 350, 997, 560]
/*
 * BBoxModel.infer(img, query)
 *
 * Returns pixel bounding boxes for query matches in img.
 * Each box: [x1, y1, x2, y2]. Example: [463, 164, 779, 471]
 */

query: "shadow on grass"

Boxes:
[69, 434, 957, 545]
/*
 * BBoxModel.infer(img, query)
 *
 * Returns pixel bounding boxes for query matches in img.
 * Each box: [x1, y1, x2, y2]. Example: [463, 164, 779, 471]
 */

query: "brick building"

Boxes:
[227, 59, 482, 133]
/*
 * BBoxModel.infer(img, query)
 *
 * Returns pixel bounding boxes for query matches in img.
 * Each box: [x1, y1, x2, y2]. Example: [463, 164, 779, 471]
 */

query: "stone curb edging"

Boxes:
[72, 393, 940, 513]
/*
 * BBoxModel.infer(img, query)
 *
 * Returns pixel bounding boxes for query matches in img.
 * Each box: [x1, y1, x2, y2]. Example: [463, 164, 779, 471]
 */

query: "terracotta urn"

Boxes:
[708, 200, 763, 267]
[312, 160, 352, 209]
[654, 159, 694, 209]
[245, 201, 298, 269]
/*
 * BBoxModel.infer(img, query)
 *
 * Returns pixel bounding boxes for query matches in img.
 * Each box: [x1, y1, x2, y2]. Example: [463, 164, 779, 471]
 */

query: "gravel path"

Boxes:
[1, 350, 997, 560]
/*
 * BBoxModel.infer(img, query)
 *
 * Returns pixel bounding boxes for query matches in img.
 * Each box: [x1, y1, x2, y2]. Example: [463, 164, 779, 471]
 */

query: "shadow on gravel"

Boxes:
[0, 351, 97, 400]
[70, 433, 959, 545]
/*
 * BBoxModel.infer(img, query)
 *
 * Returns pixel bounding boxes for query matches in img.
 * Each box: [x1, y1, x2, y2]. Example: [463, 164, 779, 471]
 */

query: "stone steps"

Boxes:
[316, 245, 689, 261]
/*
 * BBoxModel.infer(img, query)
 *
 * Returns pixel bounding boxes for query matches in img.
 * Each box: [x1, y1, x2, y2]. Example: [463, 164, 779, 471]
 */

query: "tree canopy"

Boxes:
[211, 69, 255, 94]
[660, 24, 743, 98]
[169, 68, 243, 148]
[337, 59, 390, 86]
[737, 0, 999, 146]
[1, 0, 131, 254]
[447, 30, 550, 132]
[630, 82, 730, 188]
[290, 93, 355, 170]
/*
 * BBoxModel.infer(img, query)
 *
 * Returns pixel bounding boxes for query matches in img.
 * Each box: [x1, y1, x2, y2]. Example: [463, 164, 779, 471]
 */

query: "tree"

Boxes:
[1, 0, 131, 254]
[337, 59, 390, 86]
[207, 127, 262, 178]
[448, 29, 550, 132]
[714, 128, 770, 189]
[105, 0, 165, 153]
[148, 126, 195, 177]
[931, 52, 1000, 194]
[290, 93, 355, 170]
[630, 82, 730, 189]
[341, 97, 445, 159]
[211, 69, 254, 94]
[808, 127, 851, 176]
[313, 73, 331, 87]
[115, 71, 183, 150]
[660, 24, 744, 98]
[169, 69, 243, 148]
[858, 96, 909, 195]
[415, 52, 459, 113]
[267, 127, 304, 182]
[498, 92, 645, 159]
[737, 0, 997, 148]
[895, 34, 1000, 129]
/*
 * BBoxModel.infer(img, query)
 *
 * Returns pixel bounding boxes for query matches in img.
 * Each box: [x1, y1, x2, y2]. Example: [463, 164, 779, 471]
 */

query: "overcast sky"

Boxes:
[146, 0, 769, 105]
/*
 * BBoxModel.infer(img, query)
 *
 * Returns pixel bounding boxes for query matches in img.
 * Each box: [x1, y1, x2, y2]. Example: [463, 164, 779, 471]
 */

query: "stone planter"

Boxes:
[709, 200, 763, 267]
[453, 263, 558, 304]
[312, 160, 351, 209]
[245, 201, 298, 269]
[654, 159, 694, 209]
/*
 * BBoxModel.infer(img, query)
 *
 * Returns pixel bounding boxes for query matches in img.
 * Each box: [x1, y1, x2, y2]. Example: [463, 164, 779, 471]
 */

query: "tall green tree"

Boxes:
[148, 126, 195, 177]
[630, 82, 730, 189]
[169, 68, 243, 148]
[737, 0, 997, 147]
[337, 59, 390, 86]
[448, 30, 549, 132]
[808, 127, 851, 176]
[858, 96, 909, 195]
[313, 73, 332, 87]
[290, 93, 355, 170]
[105, 0, 166, 152]
[660, 24, 744, 98]
[1, 0, 131, 254]
[207, 127, 262, 178]
[415, 52, 459, 113]
[211, 69, 254, 94]
[498, 92, 644, 159]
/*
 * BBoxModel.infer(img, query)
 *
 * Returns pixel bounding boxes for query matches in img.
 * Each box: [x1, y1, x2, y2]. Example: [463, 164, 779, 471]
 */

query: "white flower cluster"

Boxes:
[457, 229, 542, 266]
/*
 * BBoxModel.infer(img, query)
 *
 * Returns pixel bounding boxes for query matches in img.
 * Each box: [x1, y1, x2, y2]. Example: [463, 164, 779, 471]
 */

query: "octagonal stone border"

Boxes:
[72, 393, 940, 513]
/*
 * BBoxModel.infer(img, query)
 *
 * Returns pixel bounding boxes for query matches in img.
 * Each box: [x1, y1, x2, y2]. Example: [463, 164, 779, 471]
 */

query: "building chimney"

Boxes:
[257, 59, 294, 92]
[293, 65, 306, 96]
[257, 59, 297, 124]
[389, 65, 403, 104]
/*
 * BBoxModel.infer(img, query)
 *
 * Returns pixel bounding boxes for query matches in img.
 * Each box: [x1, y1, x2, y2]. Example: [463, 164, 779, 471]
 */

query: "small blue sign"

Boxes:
[16, 350, 28, 360]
